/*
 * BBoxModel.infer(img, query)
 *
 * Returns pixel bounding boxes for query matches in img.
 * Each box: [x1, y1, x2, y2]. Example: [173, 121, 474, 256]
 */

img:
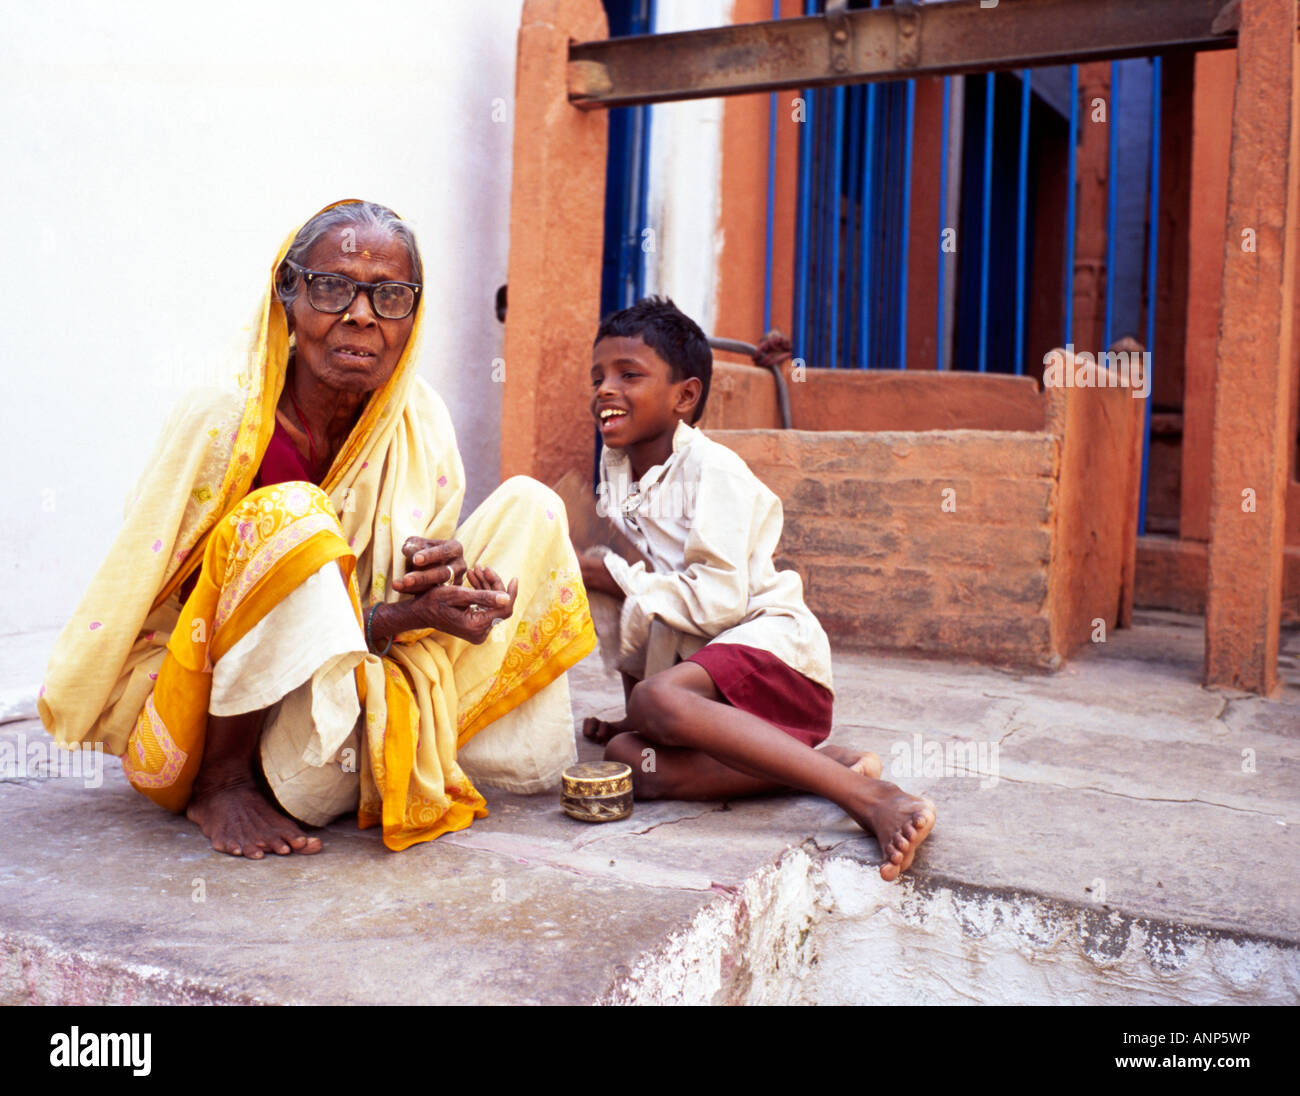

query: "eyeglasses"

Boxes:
[283, 259, 421, 320]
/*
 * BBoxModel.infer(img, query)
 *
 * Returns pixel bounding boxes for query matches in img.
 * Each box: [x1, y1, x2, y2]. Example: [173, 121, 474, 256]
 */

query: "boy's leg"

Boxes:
[582, 672, 640, 744]
[606, 731, 788, 799]
[611, 662, 936, 881]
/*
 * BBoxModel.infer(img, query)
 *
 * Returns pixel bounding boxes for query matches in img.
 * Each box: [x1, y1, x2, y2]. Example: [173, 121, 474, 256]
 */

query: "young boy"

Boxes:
[578, 296, 935, 882]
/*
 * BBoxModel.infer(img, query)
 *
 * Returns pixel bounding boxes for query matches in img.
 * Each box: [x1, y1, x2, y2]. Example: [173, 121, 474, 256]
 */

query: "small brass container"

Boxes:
[561, 761, 633, 823]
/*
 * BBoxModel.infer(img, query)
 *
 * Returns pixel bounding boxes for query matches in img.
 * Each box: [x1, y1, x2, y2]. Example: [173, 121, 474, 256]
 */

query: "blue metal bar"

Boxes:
[822, 83, 836, 368]
[876, 88, 886, 365]
[855, 0, 881, 369]
[978, 72, 994, 373]
[633, 100, 652, 302]
[828, 85, 846, 367]
[888, 85, 900, 366]
[811, 86, 822, 367]
[844, 84, 862, 365]
[1139, 56, 1162, 537]
[816, 84, 830, 367]
[899, 78, 915, 370]
[858, 82, 877, 367]
[762, 0, 780, 334]
[937, 76, 951, 370]
[1104, 61, 1120, 349]
[813, 0, 824, 366]
[879, 86, 891, 366]
[1015, 70, 1031, 375]
[1065, 64, 1079, 345]
[794, 85, 814, 361]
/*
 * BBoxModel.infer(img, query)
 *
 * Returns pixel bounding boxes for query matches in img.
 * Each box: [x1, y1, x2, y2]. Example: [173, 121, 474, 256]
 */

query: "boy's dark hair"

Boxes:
[594, 296, 712, 424]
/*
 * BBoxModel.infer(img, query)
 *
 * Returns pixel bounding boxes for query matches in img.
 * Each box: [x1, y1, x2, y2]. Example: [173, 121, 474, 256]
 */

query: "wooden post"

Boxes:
[1205, 0, 1300, 694]
[1180, 50, 1237, 543]
[501, 0, 609, 485]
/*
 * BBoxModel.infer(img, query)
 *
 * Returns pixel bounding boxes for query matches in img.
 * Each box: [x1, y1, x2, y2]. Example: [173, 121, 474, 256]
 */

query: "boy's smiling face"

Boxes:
[590, 335, 701, 455]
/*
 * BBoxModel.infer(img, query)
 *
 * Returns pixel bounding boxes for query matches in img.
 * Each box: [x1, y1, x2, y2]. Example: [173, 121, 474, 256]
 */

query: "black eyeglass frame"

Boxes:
[282, 258, 422, 320]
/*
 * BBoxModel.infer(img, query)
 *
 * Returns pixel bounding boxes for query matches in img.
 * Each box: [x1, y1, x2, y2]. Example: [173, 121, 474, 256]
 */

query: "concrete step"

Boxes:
[2, 613, 1296, 1004]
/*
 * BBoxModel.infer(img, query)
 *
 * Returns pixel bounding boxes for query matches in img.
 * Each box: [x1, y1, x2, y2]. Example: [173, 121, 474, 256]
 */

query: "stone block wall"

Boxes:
[706, 355, 1144, 669]
[714, 429, 1063, 667]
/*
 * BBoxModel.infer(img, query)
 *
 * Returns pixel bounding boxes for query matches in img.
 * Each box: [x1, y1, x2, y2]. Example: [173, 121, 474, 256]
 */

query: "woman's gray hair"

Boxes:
[276, 201, 423, 309]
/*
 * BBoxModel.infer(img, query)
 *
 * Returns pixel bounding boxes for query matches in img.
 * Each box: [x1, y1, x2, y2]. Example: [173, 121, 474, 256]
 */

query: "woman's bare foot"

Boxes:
[582, 715, 630, 745]
[817, 744, 882, 779]
[185, 770, 322, 859]
[845, 783, 936, 881]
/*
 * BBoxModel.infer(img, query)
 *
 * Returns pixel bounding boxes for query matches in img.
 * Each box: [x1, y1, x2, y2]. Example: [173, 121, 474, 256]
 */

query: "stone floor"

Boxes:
[1, 611, 1296, 1004]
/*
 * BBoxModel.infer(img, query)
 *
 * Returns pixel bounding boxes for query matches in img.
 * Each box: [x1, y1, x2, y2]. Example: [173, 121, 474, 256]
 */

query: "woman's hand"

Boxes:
[370, 543, 519, 646]
[376, 563, 517, 646]
[393, 537, 466, 594]
[461, 565, 519, 642]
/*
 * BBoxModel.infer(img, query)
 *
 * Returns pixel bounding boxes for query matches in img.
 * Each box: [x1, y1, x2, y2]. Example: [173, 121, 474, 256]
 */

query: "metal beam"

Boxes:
[568, 0, 1248, 110]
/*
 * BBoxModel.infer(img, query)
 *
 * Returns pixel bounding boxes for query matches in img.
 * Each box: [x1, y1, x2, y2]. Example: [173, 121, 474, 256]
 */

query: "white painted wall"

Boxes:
[643, 0, 729, 336]
[0, 0, 524, 635]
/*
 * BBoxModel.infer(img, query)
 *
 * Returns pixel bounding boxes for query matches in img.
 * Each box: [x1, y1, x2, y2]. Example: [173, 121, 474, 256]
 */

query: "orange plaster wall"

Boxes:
[714, 86, 770, 343]
[699, 357, 780, 430]
[715, 0, 801, 344]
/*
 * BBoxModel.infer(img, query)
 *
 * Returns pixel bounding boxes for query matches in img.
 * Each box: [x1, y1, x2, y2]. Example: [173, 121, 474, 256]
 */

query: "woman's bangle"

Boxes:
[366, 603, 394, 657]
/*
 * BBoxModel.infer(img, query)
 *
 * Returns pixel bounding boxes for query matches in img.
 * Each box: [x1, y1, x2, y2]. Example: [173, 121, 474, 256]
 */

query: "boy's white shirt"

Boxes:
[598, 420, 834, 692]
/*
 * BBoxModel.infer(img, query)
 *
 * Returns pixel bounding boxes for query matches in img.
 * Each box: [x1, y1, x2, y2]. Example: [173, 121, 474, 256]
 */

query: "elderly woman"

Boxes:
[38, 200, 596, 858]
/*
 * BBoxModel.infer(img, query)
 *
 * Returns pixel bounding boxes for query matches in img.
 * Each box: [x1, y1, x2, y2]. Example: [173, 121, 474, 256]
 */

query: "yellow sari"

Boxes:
[38, 200, 596, 849]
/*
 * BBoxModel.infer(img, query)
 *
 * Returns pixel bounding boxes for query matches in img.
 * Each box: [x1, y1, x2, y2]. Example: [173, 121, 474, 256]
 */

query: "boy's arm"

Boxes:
[601, 464, 762, 640]
[579, 550, 625, 598]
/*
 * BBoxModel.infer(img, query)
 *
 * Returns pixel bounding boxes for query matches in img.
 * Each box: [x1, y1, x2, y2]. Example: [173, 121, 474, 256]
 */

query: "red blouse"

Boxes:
[255, 412, 321, 489]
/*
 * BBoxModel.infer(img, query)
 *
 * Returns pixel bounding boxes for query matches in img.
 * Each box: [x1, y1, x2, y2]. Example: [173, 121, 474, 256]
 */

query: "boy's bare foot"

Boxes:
[847, 784, 936, 882]
[186, 773, 322, 859]
[582, 715, 630, 745]
[817, 744, 882, 779]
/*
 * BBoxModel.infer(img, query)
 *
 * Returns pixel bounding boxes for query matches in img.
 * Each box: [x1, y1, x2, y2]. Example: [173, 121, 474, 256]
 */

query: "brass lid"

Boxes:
[562, 761, 632, 797]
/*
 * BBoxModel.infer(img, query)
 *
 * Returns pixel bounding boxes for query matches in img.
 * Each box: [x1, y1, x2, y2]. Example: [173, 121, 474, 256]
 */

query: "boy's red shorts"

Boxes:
[684, 642, 833, 748]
